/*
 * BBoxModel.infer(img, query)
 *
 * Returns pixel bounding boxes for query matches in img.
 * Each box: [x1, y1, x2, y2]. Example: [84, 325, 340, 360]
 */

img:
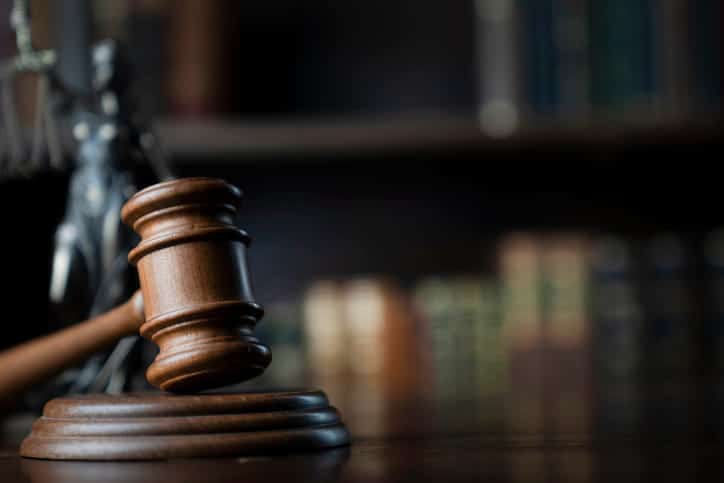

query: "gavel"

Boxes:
[0, 177, 272, 402]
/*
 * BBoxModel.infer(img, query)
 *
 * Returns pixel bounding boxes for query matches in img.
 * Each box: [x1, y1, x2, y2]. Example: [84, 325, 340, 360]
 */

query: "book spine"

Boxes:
[449, 276, 504, 407]
[653, 0, 691, 116]
[589, 0, 656, 113]
[639, 235, 695, 433]
[470, 279, 505, 400]
[519, 0, 560, 116]
[474, 0, 522, 136]
[543, 235, 589, 349]
[590, 236, 643, 431]
[167, 0, 226, 117]
[415, 276, 504, 416]
[642, 235, 693, 378]
[553, 0, 592, 119]
[257, 300, 305, 388]
[413, 278, 457, 400]
[688, 0, 722, 112]
[542, 234, 592, 433]
[500, 234, 544, 352]
[499, 233, 545, 433]
[303, 281, 347, 382]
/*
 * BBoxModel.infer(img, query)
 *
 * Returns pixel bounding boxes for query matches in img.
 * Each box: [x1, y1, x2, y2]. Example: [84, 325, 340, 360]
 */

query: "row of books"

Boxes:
[250, 230, 724, 434]
[255, 230, 724, 399]
[6, 1, 718, 125]
[476, 0, 722, 135]
[124, 0, 722, 123]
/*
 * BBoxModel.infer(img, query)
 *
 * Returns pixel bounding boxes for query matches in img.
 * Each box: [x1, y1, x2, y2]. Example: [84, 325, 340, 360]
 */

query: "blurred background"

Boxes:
[0, 0, 722, 449]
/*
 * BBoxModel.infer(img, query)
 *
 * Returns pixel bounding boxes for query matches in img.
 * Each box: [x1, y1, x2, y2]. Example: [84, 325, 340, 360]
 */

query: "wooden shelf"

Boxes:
[155, 114, 722, 163]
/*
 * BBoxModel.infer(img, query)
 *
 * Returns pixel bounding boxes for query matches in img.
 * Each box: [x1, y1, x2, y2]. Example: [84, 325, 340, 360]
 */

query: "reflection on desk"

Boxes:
[2, 372, 723, 483]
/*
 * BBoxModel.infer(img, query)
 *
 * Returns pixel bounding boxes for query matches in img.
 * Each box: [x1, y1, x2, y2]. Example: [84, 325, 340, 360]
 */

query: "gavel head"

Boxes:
[121, 177, 271, 393]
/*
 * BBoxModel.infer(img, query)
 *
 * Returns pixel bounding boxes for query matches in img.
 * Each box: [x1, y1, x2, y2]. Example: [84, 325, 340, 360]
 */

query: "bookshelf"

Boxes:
[158, 115, 723, 163]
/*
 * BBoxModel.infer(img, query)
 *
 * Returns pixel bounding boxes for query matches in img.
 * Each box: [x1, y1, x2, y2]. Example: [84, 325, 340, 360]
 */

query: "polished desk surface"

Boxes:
[1, 379, 723, 483]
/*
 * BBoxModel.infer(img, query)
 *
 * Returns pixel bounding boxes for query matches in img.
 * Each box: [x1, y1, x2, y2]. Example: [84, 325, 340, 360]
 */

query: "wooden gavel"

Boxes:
[0, 178, 271, 402]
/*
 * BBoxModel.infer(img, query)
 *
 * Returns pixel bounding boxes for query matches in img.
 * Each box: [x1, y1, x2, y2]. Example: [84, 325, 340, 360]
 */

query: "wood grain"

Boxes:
[0, 292, 144, 406]
[0, 177, 272, 401]
[122, 177, 271, 392]
[20, 390, 350, 460]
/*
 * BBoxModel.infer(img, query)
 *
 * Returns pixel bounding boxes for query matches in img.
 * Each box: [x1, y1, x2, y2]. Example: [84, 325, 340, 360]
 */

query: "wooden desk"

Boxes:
[1, 380, 722, 482]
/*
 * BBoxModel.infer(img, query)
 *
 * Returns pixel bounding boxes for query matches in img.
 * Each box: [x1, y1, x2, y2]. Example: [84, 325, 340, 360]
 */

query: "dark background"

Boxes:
[0, 0, 722, 352]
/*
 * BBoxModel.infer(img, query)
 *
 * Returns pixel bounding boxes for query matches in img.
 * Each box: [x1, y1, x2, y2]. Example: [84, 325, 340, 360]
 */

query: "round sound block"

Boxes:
[20, 390, 350, 461]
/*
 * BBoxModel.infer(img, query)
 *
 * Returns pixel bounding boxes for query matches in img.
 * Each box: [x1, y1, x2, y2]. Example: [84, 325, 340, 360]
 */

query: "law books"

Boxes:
[473, 0, 721, 127]
[258, 229, 719, 436]
[302, 278, 422, 402]
[589, 236, 643, 434]
[542, 234, 592, 434]
[41, 1, 721, 123]
[519, 0, 560, 116]
[589, 0, 656, 113]
[553, 0, 592, 118]
[499, 233, 593, 434]
[166, 0, 227, 117]
[498, 233, 546, 434]
[642, 234, 694, 378]
[254, 299, 305, 389]
[654, 0, 691, 115]
[302, 281, 347, 381]
[413, 275, 504, 403]
[590, 237, 643, 381]
[688, 0, 722, 111]
[474, 0, 522, 136]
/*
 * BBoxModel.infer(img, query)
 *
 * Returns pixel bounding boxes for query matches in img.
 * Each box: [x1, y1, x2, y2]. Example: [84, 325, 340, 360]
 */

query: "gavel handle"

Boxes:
[0, 291, 145, 405]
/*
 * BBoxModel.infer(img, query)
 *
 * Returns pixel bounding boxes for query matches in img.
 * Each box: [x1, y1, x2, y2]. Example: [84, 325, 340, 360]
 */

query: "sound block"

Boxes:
[20, 390, 350, 461]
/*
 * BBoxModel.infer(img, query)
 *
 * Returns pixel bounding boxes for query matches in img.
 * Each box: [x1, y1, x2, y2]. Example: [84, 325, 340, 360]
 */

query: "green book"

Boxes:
[589, 0, 656, 112]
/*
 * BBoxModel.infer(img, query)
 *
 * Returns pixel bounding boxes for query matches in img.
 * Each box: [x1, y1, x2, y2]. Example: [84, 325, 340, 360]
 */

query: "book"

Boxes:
[343, 278, 420, 401]
[541, 234, 592, 434]
[688, 0, 722, 111]
[413, 277, 458, 400]
[653, 0, 691, 115]
[553, 0, 592, 118]
[474, 0, 522, 136]
[466, 278, 504, 400]
[498, 233, 545, 434]
[303, 277, 422, 416]
[303, 280, 347, 380]
[589, 236, 643, 432]
[254, 299, 305, 388]
[500, 233, 544, 352]
[414, 275, 505, 403]
[590, 236, 643, 380]
[519, 0, 560, 116]
[642, 234, 693, 379]
[166, 0, 227, 117]
[589, 0, 656, 113]
[542, 234, 589, 349]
